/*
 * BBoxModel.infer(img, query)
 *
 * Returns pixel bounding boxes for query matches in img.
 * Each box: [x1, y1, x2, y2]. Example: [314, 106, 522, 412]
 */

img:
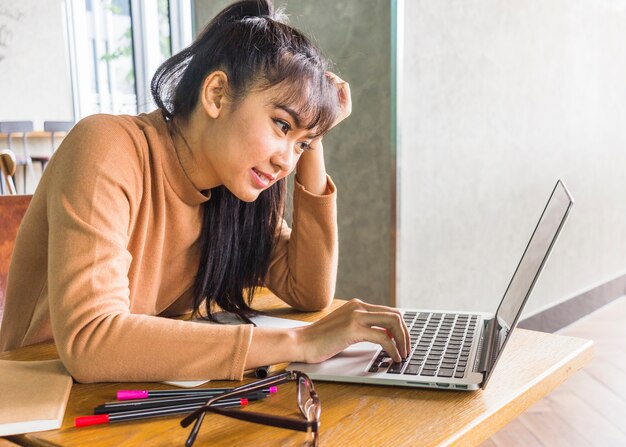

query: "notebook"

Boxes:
[286, 180, 574, 391]
[0, 359, 73, 436]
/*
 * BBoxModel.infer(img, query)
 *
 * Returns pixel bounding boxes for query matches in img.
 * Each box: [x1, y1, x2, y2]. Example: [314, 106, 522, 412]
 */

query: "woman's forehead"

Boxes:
[264, 83, 324, 128]
[261, 82, 311, 109]
[242, 75, 337, 136]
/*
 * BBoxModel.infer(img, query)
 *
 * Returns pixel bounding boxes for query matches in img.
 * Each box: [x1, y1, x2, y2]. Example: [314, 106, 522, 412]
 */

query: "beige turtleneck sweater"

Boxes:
[0, 110, 337, 383]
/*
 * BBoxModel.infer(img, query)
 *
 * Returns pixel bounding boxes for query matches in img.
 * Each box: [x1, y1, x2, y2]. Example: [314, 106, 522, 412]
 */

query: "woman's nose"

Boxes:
[271, 142, 296, 173]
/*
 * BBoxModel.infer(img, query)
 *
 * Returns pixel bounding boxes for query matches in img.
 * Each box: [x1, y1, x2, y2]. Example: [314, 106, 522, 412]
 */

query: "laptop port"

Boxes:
[436, 383, 449, 388]
[455, 384, 468, 389]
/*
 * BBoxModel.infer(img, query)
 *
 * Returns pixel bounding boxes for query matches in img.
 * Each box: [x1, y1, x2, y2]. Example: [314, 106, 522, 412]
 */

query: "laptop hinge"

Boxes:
[478, 318, 498, 373]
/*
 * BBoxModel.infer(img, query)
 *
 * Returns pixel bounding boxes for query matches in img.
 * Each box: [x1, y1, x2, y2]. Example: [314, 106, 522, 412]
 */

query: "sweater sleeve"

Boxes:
[46, 116, 252, 383]
[264, 177, 338, 311]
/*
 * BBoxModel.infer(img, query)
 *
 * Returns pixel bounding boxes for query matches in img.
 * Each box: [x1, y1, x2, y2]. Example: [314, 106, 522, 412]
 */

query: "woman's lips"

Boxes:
[251, 168, 274, 188]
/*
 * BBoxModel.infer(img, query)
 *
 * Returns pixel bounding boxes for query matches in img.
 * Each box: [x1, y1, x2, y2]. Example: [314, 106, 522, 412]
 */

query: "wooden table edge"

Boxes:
[445, 336, 594, 446]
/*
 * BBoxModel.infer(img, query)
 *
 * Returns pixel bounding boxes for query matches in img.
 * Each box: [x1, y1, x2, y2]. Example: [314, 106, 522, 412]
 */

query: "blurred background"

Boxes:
[2, 0, 626, 326]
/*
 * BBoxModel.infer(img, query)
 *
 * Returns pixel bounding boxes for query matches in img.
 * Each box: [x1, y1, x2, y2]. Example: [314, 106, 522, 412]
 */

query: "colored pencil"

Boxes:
[76, 399, 246, 427]
[95, 392, 268, 414]
[117, 386, 278, 400]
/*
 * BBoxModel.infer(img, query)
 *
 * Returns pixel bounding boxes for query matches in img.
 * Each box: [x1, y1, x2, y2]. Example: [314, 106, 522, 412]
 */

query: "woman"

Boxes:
[0, 0, 409, 382]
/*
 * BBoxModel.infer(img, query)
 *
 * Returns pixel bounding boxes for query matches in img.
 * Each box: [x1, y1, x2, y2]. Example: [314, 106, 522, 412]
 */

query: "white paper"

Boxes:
[163, 379, 210, 388]
[249, 315, 311, 329]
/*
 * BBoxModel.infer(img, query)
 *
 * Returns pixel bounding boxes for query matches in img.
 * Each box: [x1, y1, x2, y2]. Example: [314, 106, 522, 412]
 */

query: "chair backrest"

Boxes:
[0, 121, 34, 156]
[0, 195, 32, 323]
[43, 121, 75, 151]
[43, 121, 75, 133]
[0, 150, 18, 194]
[0, 121, 34, 134]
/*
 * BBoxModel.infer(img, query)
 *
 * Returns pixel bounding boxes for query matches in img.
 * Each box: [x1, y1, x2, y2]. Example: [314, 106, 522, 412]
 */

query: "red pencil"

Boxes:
[76, 398, 247, 427]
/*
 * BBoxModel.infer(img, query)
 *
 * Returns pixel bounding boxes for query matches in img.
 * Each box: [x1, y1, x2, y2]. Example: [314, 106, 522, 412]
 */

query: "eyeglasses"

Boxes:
[180, 371, 321, 446]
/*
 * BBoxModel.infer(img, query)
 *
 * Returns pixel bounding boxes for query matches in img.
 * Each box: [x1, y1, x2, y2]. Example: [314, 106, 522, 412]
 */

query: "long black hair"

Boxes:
[151, 0, 339, 320]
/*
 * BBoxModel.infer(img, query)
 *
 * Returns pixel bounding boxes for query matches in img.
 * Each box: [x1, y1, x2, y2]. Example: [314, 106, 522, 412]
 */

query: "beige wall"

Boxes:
[0, 0, 73, 128]
[399, 0, 626, 316]
[195, 0, 396, 305]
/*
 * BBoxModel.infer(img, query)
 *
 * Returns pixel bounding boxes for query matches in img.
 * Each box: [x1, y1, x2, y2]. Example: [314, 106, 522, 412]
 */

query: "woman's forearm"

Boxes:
[295, 141, 329, 195]
[264, 175, 338, 311]
[244, 326, 304, 369]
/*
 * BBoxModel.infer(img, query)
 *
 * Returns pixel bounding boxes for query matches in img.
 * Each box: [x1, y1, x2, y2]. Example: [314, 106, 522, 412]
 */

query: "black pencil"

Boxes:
[76, 399, 246, 427]
[94, 391, 268, 414]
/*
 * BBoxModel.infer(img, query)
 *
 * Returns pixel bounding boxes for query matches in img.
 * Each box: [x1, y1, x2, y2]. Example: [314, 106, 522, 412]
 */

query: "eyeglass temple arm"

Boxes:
[228, 372, 292, 395]
[211, 373, 292, 402]
[207, 406, 315, 432]
[185, 412, 205, 447]
[181, 373, 293, 428]
[180, 399, 315, 432]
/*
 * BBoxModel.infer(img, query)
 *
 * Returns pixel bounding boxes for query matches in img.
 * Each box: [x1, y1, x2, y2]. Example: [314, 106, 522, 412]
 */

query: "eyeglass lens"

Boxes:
[298, 375, 321, 422]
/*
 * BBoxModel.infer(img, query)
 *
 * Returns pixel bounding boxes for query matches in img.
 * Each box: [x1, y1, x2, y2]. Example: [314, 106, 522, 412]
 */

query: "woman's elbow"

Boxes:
[293, 291, 334, 312]
[56, 334, 109, 383]
[59, 350, 99, 383]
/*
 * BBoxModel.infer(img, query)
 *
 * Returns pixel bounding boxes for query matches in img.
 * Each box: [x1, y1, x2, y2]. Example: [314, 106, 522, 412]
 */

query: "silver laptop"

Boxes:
[288, 180, 573, 391]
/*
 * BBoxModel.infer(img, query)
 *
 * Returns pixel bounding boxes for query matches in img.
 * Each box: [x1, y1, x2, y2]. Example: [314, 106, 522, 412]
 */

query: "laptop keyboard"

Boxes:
[368, 312, 478, 379]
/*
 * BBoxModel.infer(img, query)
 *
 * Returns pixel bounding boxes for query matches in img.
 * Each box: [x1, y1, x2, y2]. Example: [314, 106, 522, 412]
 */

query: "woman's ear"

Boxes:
[200, 71, 229, 119]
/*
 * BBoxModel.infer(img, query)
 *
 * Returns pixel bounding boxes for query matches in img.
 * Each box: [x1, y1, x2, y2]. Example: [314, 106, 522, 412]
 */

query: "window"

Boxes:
[65, 0, 192, 118]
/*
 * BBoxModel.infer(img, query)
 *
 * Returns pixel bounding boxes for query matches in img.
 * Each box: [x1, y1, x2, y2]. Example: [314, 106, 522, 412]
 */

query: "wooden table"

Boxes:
[1, 292, 593, 446]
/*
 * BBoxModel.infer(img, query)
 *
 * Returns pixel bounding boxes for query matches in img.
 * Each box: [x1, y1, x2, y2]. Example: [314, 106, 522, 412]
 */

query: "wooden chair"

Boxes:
[0, 149, 17, 195]
[0, 121, 36, 194]
[43, 121, 74, 170]
[0, 195, 32, 326]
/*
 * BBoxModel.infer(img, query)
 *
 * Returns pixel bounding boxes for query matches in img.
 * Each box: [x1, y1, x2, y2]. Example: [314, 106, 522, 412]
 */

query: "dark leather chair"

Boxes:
[0, 195, 32, 326]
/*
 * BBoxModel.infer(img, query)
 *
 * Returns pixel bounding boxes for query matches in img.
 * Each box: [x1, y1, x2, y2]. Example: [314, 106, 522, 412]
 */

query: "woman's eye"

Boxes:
[274, 119, 291, 134]
[296, 141, 311, 152]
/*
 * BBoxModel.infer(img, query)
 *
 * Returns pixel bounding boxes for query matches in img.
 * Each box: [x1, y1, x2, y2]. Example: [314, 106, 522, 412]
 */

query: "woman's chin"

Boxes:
[230, 187, 261, 203]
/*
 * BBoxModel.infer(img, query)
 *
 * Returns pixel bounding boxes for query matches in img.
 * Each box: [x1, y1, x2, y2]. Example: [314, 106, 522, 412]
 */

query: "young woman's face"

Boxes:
[206, 84, 318, 202]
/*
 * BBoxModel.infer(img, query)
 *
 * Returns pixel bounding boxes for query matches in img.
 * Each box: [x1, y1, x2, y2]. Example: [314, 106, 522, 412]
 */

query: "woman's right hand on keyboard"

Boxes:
[294, 299, 410, 363]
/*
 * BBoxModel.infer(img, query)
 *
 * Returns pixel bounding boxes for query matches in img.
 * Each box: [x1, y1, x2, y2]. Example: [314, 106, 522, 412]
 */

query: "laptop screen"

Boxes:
[481, 179, 573, 388]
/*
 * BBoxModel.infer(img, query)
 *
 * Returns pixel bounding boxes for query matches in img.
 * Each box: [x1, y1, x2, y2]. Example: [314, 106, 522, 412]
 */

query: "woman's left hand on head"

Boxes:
[294, 72, 351, 194]
[325, 71, 352, 128]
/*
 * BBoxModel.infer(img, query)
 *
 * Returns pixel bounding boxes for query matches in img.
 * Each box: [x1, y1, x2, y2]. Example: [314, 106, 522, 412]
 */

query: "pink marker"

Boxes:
[117, 386, 278, 400]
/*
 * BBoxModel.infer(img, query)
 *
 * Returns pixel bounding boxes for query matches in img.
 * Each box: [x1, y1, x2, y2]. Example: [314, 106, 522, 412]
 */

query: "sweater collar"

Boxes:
[146, 110, 211, 206]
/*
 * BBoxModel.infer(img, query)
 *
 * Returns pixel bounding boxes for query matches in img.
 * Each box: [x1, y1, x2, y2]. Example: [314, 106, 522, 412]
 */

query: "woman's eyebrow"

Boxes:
[272, 103, 303, 128]
[272, 103, 318, 139]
